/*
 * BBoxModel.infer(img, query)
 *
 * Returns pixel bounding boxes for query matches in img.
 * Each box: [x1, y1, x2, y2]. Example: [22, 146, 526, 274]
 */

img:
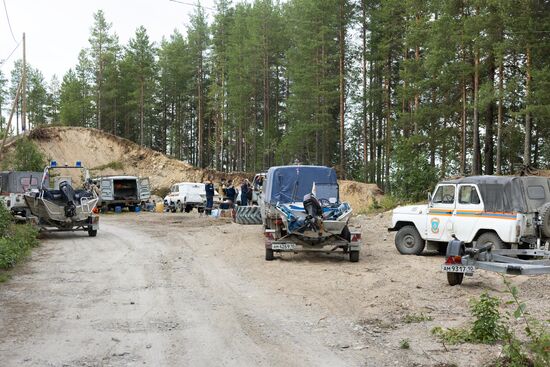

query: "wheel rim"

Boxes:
[403, 234, 416, 248]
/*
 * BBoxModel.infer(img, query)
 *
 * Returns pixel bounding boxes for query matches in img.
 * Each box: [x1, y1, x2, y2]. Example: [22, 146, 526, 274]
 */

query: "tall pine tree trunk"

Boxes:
[139, 79, 144, 146]
[484, 53, 495, 174]
[362, 0, 368, 182]
[338, 0, 346, 177]
[472, 50, 481, 175]
[496, 62, 504, 175]
[523, 46, 531, 166]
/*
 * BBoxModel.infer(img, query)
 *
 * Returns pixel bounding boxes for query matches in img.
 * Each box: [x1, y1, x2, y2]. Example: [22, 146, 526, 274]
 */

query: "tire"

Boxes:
[476, 232, 503, 250]
[349, 250, 359, 262]
[128, 205, 136, 212]
[447, 272, 464, 286]
[538, 203, 550, 238]
[88, 229, 97, 237]
[235, 206, 262, 225]
[265, 248, 274, 261]
[184, 205, 192, 213]
[395, 225, 425, 255]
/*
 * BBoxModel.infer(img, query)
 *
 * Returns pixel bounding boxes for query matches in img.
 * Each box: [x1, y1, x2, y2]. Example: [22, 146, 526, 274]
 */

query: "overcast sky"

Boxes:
[1, 0, 216, 83]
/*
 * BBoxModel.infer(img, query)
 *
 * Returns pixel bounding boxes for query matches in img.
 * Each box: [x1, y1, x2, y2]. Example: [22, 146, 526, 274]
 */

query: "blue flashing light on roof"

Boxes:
[50, 160, 57, 167]
[75, 161, 82, 167]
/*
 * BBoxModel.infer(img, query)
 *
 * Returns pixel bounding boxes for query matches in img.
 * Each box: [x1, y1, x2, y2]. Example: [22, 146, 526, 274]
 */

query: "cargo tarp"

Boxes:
[443, 176, 550, 213]
[264, 165, 338, 205]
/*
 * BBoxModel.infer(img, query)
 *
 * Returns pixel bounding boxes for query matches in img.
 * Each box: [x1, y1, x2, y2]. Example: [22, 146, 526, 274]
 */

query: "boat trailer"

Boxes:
[441, 238, 550, 286]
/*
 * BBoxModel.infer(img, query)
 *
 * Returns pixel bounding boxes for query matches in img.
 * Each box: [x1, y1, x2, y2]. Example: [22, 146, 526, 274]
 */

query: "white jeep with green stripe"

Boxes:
[388, 176, 550, 255]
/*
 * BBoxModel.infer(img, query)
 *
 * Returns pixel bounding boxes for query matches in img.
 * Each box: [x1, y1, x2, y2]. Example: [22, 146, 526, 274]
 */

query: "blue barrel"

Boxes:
[134, 206, 141, 213]
[114, 206, 122, 213]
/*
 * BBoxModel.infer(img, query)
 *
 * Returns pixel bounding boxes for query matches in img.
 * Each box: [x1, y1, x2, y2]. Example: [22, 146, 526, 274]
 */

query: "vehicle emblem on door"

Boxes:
[431, 218, 440, 233]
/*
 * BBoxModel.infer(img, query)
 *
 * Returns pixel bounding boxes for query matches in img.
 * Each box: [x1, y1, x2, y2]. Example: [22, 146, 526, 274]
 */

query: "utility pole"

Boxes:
[22, 32, 27, 132]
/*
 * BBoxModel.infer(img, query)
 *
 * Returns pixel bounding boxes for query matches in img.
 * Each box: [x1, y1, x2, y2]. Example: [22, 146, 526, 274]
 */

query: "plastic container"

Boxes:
[155, 202, 164, 213]
[134, 206, 141, 213]
[114, 206, 122, 213]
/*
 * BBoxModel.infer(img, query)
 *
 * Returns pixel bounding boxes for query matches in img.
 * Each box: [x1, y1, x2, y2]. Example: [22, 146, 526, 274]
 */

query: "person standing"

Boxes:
[225, 179, 237, 205]
[240, 179, 250, 206]
[205, 178, 215, 215]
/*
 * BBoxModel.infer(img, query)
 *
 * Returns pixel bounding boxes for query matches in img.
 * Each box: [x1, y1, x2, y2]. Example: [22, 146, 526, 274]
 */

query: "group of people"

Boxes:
[204, 177, 253, 214]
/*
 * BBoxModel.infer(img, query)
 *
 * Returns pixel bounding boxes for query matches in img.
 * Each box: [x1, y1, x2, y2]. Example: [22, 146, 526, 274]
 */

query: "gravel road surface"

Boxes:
[1, 212, 548, 367]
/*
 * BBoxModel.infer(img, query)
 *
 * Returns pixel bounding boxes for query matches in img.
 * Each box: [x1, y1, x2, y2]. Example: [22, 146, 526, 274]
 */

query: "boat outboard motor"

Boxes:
[303, 193, 323, 231]
[59, 181, 77, 218]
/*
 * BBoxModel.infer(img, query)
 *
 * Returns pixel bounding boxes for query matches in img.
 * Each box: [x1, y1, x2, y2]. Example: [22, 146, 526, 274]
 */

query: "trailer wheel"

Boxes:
[88, 229, 97, 237]
[265, 248, 274, 261]
[447, 272, 464, 286]
[395, 225, 425, 255]
[476, 232, 503, 250]
[349, 250, 359, 262]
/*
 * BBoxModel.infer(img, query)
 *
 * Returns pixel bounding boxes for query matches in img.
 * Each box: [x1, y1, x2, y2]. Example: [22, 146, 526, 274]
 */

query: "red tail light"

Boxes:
[351, 233, 361, 242]
[264, 231, 275, 240]
[445, 256, 462, 265]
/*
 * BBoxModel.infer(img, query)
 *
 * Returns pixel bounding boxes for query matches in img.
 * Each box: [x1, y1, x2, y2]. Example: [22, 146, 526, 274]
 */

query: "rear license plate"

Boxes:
[441, 264, 475, 273]
[272, 243, 296, 250]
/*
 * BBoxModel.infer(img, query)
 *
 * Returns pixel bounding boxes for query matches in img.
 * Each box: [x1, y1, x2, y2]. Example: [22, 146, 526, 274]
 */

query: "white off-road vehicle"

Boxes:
[389, 176, 550, 255]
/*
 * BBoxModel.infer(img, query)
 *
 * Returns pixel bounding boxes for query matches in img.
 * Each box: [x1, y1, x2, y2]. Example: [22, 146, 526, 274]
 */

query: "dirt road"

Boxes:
[1, 212, 549, 367]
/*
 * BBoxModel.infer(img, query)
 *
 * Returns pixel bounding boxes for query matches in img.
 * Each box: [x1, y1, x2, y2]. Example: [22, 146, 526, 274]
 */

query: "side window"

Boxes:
[171, 185, 178, 193]
[459, 186, 481, 204]
[432, 185, 455, 204]
[527, 185, 545, 200]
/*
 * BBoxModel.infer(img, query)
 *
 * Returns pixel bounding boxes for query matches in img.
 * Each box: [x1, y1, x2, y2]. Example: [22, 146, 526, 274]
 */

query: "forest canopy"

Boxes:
[1, 0, 549, 198]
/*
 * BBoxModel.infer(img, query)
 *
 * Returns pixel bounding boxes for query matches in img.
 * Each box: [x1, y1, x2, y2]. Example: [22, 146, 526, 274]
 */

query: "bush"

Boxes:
[1, 137, 46, 171]
[0, 202, 39, 269]
[432, 282, 550, 367]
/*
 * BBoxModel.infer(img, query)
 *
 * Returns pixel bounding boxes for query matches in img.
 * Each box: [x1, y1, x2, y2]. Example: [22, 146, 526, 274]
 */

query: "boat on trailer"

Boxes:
[24, 161, 99, 236]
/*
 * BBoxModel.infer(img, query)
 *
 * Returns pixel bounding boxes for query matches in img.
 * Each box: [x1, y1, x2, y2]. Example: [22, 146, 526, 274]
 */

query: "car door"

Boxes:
[100, 179, 114, 201]
[426, 184, 456, 241]
[452, 184, 484, 243]
[138, 177, 151, 201]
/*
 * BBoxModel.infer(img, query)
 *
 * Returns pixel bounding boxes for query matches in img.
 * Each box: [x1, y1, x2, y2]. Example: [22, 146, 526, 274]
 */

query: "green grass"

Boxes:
[399, 339, 410, 349]
[91, 161, 124, 171]
[0, 273, 10, 283]
[403, 313, 433, 324]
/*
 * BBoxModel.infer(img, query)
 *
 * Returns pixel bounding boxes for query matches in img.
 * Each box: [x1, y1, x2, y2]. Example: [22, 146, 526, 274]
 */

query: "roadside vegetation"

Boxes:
[432, 279, 550, 367]
[1, 137, 46, 171]
[90, 160, 124, 171]
[0, 202, 39, 276]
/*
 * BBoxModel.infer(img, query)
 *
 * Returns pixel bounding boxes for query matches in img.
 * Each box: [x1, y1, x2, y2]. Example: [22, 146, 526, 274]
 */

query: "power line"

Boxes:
[0, 40, 20, 65]
[2, 0, 18, 44]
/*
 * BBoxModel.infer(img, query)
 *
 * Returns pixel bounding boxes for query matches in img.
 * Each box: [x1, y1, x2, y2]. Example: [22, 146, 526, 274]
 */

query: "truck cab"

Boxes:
[389, 176, 550, 255]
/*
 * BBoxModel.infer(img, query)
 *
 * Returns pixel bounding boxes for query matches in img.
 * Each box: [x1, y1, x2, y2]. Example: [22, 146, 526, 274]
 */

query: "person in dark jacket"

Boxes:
[225, 180, 237, 204]
[240, 179, 250, 206]
[205, 178, 215, 215]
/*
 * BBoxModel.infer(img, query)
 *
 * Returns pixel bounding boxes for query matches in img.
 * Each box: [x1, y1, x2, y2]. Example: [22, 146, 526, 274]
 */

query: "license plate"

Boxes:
[441, 264, 475, 273]
[272, 243, 296, 250]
